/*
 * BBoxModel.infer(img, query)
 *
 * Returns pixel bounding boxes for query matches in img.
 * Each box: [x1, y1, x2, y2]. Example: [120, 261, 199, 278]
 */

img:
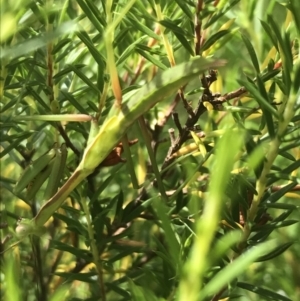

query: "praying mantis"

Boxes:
[6, 57, 225, 249]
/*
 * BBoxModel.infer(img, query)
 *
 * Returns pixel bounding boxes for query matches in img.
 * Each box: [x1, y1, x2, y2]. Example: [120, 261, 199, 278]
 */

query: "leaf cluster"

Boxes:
[1, 1, 299, 301]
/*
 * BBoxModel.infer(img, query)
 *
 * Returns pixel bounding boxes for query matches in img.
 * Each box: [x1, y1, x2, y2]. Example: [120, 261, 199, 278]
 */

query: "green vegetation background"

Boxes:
[1, 0, 299, 301]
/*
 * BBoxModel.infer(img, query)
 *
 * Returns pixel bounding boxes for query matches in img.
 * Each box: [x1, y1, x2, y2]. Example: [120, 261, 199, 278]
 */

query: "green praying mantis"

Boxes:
[5, 57, 225, 250]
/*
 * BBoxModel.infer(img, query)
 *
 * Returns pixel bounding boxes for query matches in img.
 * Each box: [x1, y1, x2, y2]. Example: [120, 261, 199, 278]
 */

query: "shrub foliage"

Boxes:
[1, 1, 299, 301]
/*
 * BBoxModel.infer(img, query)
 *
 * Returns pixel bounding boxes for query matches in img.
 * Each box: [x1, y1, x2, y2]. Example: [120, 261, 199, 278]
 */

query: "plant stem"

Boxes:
[81, 197, 106, 301]
[240, 87, 298, 249]
[138, 116, 168, 202]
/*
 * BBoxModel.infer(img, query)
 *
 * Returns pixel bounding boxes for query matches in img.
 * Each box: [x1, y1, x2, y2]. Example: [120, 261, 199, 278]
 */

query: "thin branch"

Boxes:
[172, 112, 182, 134]
[194, 0, 204, 55]
[56, 123, 80, 157]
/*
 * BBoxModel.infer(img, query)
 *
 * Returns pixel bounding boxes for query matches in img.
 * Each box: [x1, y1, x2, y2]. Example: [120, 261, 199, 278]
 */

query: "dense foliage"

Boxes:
[1, 1, 299, 301]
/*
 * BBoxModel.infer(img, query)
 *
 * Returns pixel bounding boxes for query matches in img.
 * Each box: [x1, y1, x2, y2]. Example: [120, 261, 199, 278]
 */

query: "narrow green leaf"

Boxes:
[280, 141, 300, 153]
[60, 90, 88, 114]
[210, 231, 242, 264]
[201, 240, 278, 299]
[126, 13, 160, 40]
[203, 0, 240, 29]
[53, 213, 88, 236]
[135, 48, 168, 70]
[153, 198, 181, 268]
[256, 241, 294, 262]
[128, 280, 148, 301]
[0, 21, 78, 60]
[249, 229, 272, 244]
[288, 0, 300, 32]
[76, 0, 104, 34]
[53, 64, 85, 82]
[278, 151, 296, 161]
[268, 16, 293, 91]
[272, 210, 293, 223]
[68, 64, 100, 93]
[1, 138, 28, 158]
[238, 79, 279, 117]
[26, 86, 50, 111]
[1, 131, 34, 142]
[159, 19, 193, 38]
[90, 174, 118, 203]
[54, 272, 96, 283]
[268, 182, 298, 203]
[173, 31, 194, 56]
[264, 203, 298, 210]
[174, 0, 193, 19]
[260, 20, 278, 51]
[237, 282, 292, 301]
[121, 197, 154, 224]
[106, 283, 130, 299]
[252, 220, 298, 232]
[280, 160, 300, 175]
[50, 240, 91, 261]
[256, 75, 275, 138]
[241, 33, 260, 73]
[260, 68, 280, 82]
[51, 38, 71, 55]
[76, 30, 106, 67]
[116, 36, 146, 66]
[202, 30, 230, 52]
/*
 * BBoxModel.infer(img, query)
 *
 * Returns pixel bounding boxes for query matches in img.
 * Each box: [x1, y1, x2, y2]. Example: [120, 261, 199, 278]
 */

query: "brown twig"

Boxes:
[161, 70, 219, 170]
[172, 112, 183, 134]
[56, 124, 80, 157]
[194, 0, 204, 55]
[271, 184, 300, 192]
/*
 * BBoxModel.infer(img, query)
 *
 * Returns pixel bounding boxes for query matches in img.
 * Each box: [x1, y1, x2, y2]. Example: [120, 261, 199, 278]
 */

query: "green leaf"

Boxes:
[200, 240, 278, 299]
[76, 0, 104, 34]
[153, 198, 181, 268]
[261, 68, 281, 82]
[1, 137, 29, 158]
[260, 20, 278, 51]
[256, 75, 275, 138]
[106, 283, 131, 299]
[50, 240, 92, 261]
[280, 160, 300, 176]
[116, 36, 146, 66]
[268, 16, 293, 91]
[53, 213, 88, 237]
[201, 30, 231, 52]
[287, 0, 300, 32]
[173, 31, 194, 56]
[51, 38, 72, 55]
[238, 79, 279, 118]
[203, 0, 240, 29]
[0, 21, 78, 59]
[237, 282, 292, 301]
[159, 19, 193, 38]
[279, 151, 296, 161]
[252, 220, 298, 232]
[67, 64, 100, 93]
[76, 30, 106, 67]
[129, 280, 156, 301]
[255, 241, 294, 262]
[264, 203, 298, 210]
[267, 182, 298, 203]
[53, 64, 85, 82]
[174, 0, 193, 19]
[241, 33, 260, 73]
[60, 90, 88, 114]
[126, 13, 160, 40]
[135, 48, 168, 70]
[272, 210, 293, 223]
[54, 272, 97, 283]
